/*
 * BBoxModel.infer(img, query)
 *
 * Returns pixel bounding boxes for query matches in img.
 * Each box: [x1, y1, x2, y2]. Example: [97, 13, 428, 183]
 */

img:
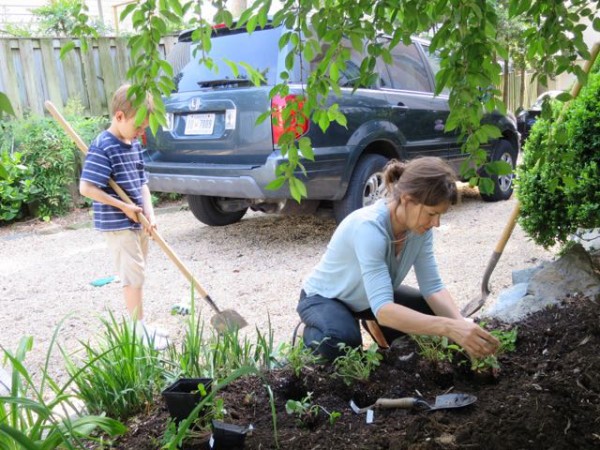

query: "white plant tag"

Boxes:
[366, 409, 374, 424]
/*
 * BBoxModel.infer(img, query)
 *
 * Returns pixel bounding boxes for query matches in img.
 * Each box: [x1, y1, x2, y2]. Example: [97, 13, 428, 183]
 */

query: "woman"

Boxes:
[297, 157, 500, 361]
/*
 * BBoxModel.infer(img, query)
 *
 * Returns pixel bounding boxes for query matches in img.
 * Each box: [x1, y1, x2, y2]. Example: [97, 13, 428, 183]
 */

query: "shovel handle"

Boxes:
[44, 101, 221, 315]
[374, 398, 418, 409]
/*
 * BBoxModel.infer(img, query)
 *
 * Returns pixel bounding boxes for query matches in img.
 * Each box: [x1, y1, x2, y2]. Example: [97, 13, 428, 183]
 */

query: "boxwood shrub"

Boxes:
[517, 67, 600, 248]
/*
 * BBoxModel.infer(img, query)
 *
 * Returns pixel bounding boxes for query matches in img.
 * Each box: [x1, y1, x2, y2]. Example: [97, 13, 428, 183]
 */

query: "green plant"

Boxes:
[0, 151, 35, 222]
[63, 314, 167, 420]
[518, 63, 600, 248]
[466, 326, 518, 373]
[285, 393, 341, 427]
[410, 335, 462, 364]
[277, 341, 322, 377]
[0, 333, 125, 449]
[1, 105, 105, 220]
[332, 343, 382, 386]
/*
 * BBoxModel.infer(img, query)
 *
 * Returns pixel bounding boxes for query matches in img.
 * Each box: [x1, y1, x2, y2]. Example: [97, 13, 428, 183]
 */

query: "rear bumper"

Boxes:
[145, 147, 352, 200]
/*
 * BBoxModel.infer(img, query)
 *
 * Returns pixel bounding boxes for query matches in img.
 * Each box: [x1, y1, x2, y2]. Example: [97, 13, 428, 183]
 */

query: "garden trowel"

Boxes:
[350, 393, 477, 414]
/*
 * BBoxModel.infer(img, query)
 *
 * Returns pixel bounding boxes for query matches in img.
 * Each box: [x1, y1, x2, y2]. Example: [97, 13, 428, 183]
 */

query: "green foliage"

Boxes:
[285, 392, 341, 427]
[63, 314, 167, 421]
[32, 0, 104, 38]
[0, 103, 105, 221]
[518, 66, 600, 248]
[412, 326, 518, 373]
[411, 335, 462, 364]
[332, 343, 382, 386]
[1, 334, 126, 449]
[0, 151, 35, 222]
[277, 341, 322, 377]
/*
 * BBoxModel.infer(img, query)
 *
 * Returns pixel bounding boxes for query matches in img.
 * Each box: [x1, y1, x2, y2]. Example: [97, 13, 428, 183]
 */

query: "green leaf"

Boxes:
[0, 92, 15, 116]
[479, 177, 495, 195]
[298, 137, 315, 160]
[59, 41, 76, 59]
[265, 176, 287, 191]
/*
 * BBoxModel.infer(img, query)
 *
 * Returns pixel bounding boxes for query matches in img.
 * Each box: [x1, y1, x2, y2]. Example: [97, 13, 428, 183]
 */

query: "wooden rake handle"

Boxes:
[44, 100, 221, 314]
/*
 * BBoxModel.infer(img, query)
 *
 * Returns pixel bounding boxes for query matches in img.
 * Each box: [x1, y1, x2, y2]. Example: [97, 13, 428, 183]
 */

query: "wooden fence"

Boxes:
[0, 36, 178, 118]
[0, 35, 551, 119]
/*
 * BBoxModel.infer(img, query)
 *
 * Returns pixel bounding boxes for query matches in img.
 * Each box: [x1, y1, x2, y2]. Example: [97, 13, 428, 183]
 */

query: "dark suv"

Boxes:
[144, 24, 519, 226]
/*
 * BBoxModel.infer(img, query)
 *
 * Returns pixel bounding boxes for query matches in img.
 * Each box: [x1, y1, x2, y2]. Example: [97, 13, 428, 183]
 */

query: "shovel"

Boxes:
[350, 393, 477, 414]
[45, 100, 247, 332]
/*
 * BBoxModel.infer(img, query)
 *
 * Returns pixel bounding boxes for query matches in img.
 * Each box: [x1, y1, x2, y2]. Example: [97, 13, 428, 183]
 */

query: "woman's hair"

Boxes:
[111, 84, 154, 118]
[383, 157, 458, 206]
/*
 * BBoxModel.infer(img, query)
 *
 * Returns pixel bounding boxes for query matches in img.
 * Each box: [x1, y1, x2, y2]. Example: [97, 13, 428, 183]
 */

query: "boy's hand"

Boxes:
[143, 212, 157, 236]
[123, 203, 143, 223]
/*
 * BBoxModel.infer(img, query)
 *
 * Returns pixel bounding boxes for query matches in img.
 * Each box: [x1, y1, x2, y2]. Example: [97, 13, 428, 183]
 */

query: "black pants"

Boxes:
[297, 286, 434, 361]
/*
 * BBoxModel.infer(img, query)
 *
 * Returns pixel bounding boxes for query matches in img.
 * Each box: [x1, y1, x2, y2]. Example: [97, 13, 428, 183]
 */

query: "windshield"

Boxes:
[173, 27, 282, 92]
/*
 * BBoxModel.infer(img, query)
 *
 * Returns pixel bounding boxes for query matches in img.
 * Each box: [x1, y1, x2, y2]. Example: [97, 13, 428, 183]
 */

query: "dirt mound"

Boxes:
[113, 293, 600, 449]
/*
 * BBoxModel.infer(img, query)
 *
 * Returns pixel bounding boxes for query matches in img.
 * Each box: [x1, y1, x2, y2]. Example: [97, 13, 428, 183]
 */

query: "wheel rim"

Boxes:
[498, 152, 515, 192]
[363, 172, 385, 207]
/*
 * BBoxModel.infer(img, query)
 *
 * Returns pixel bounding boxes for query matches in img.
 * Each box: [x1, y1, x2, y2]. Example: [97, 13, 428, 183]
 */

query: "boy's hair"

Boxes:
[111, 84, 154, 118]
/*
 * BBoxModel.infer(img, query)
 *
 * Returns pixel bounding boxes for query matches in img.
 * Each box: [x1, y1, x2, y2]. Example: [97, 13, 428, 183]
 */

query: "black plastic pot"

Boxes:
[210, 420, 249, 450]
[162, 378, 213, 423]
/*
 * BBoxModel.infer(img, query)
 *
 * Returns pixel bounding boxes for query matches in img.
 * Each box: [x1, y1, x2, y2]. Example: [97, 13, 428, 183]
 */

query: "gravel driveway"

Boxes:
[0, 186, 555, 380]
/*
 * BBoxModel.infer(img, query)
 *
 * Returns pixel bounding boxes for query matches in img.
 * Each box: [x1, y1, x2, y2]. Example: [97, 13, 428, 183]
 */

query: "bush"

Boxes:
[0, 100, 105, 222]
[517, 68, 600, 248]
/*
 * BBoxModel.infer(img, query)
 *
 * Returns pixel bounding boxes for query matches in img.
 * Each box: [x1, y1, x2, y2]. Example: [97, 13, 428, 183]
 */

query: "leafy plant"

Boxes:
[332, 343, 382, 386]
[285, 392, 341, 427]
[0, 333, 125, 449]
[63, 314, 166, 420]
[518, 63, 600, 248]
[1, 103, 105, 220]
[0, 151, 35, 222]
[410, 335, 462, 364]
[277, 341, 322, 377]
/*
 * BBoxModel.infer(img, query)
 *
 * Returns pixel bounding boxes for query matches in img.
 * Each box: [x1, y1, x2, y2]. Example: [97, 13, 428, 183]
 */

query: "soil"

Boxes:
[110, 293, 600, 449]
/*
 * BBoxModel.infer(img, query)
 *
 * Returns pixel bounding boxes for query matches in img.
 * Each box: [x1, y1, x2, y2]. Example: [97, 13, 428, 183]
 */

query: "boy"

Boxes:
[80, 84, 168, 350]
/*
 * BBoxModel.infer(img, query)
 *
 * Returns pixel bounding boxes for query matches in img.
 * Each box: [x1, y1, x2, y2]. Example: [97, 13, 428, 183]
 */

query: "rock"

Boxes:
[485, 244, 600, 323]
[527, 243, 600, 300]
[512, 265, 545, 285]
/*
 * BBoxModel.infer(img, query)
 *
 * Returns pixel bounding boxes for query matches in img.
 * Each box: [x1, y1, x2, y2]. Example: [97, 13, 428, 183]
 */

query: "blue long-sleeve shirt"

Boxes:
[303, 200, 444, 316]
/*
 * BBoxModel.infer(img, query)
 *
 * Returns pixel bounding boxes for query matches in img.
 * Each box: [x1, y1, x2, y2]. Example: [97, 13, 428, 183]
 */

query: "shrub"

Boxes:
[518, 66, 600, 248]
[0, 100, 105, 221]
[0, 150, 35, 222]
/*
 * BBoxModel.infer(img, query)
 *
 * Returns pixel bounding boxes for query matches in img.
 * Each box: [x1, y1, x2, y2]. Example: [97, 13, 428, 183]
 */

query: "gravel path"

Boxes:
[0, 186, 556, 380]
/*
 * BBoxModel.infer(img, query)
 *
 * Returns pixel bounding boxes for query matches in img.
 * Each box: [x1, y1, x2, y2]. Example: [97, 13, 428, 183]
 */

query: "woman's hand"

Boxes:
[448, 319, 500, 359]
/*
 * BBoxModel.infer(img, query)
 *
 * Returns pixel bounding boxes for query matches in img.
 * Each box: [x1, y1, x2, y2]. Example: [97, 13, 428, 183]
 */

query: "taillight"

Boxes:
[140, 129, 148, 147]
[271, 94, 309, 145]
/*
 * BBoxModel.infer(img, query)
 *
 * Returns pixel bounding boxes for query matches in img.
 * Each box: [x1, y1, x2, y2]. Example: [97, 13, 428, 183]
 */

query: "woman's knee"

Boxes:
[303, 324, 362, 361]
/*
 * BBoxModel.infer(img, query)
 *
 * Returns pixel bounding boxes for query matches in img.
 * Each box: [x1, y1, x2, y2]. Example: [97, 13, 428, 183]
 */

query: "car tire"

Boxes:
[480, 139, 518, 202]
[333, 154, 389, 223]
[187, 195, 247, 226]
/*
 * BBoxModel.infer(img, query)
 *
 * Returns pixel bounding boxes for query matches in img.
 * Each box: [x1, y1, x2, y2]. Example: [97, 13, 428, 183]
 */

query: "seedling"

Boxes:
[333, 343, 382, 386]
[285, 392, 341, 426]
[410, 335, 462, 363]
[278, 341, 322, 377]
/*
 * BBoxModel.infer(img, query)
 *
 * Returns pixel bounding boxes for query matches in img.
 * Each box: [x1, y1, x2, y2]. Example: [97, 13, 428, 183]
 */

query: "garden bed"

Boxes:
[113, 293, 600, 449]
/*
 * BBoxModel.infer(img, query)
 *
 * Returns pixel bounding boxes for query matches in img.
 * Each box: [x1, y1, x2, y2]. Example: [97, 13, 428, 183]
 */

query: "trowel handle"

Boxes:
[374, 398, 418, 409]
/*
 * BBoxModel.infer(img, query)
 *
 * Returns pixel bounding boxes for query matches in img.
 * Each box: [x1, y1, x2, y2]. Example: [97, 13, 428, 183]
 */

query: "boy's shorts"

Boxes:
[104, 230, 149, 288]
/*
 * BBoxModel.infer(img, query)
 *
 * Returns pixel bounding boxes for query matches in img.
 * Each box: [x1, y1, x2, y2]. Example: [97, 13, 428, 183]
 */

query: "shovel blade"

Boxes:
[210, 310, 248, 333]
[431, 393, 477, 410]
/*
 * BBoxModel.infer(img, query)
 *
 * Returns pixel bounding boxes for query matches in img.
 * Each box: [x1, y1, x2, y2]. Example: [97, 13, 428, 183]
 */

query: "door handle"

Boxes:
[392, 102, 409, 111]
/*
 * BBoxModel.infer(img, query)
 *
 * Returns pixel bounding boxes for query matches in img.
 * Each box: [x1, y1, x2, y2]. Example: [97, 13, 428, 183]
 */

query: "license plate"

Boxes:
[184, 113, 215, 135]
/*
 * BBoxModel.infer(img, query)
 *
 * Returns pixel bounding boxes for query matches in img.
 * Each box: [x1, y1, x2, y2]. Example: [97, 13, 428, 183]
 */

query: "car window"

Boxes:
[385, 42, 432, 92]
[421, 44, 450, 95]
[172, 27, 282, 92]
[309, 40, 378, 89]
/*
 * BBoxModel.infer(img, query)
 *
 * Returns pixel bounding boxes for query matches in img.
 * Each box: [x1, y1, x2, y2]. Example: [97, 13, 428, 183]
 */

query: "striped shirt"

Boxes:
[80, 130, 148, 231]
